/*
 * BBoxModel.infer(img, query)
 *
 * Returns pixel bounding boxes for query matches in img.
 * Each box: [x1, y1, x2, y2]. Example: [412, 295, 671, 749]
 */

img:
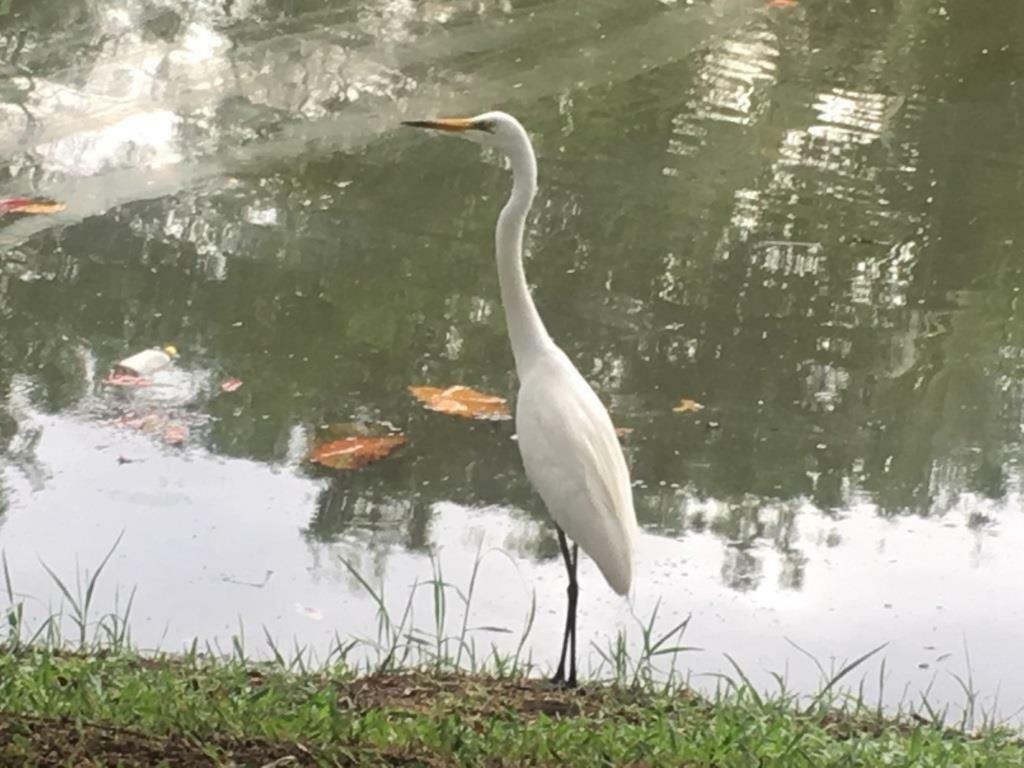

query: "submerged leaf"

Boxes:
[112, 413, 167, 432]
[309, 435, 407, 470]
[672, 398, 705, 414]
[111, 412, 189, 446]
[162, 425, 188, 445]
[408, 385, 511, 421]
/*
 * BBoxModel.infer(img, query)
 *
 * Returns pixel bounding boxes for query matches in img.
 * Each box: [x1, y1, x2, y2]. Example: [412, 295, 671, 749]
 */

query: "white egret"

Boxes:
[403, 112, 637, 687]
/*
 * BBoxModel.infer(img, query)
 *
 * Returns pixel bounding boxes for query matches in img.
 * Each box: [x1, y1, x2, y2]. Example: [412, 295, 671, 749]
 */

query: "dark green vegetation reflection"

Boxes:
[1, 0, 1023, 591]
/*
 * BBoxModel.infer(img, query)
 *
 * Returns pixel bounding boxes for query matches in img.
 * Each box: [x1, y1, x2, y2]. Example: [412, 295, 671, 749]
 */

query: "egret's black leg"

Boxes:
[551, 528, 579, 687]
[550, 528, 572, 684]
[568, 542, 579, 687]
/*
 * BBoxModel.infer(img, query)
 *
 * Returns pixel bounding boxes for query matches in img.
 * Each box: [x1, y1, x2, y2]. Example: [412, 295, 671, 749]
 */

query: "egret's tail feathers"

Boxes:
[565, 503, 635, 597]
[595, 551, 632, 596]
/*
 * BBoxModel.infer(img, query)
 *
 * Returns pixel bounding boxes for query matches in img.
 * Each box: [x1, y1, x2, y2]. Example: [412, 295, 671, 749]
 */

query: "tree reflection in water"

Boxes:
[1, 0, 1023, 601]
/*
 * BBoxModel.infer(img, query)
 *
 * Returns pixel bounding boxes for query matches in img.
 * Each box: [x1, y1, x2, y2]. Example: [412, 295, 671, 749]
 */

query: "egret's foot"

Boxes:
[547, 673, 577, 690]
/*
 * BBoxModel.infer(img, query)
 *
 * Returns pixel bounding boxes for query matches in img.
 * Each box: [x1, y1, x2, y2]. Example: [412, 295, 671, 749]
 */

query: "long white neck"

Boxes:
[495, 135, 552, 373]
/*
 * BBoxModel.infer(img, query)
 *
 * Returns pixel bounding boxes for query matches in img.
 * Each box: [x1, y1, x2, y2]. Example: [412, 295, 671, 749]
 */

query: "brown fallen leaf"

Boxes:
[309, 435, 407, 470]
[672, 398, 705, 414]
[408, 385, 511, 421]
[0, 197, 67, 215]
[220, 377, 243, 393]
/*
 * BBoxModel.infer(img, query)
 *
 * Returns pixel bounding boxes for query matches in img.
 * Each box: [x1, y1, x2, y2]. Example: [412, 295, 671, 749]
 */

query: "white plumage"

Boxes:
[403, 110, 637, 686]
[516, 348, 635, 595]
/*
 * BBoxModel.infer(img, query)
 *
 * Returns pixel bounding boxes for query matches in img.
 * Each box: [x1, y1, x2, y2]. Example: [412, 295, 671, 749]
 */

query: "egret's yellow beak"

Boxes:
[402, 117, 477, 132]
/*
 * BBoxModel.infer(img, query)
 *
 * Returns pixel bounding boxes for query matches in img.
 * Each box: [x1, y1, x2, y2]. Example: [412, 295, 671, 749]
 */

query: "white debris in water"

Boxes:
[244, 206, 279, 227]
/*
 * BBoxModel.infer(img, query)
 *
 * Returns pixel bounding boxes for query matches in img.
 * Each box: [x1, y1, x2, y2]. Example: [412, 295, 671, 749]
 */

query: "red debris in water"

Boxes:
[102, 372, 153, 388]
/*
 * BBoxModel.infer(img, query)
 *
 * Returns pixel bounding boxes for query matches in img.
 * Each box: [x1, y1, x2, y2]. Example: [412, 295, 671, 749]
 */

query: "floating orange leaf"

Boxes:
[408, 385, 511, 421]
[309, 435, 407, 470]
[18, 202, 66, 214]
[672, 398, 705, 414]
[767, 0, 797, 7]
[0, 197, 66, 215]
[220, 377, 243, 393]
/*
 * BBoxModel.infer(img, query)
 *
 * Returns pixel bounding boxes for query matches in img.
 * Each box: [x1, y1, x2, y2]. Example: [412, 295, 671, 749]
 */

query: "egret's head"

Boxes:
[402, 111, 528, 156]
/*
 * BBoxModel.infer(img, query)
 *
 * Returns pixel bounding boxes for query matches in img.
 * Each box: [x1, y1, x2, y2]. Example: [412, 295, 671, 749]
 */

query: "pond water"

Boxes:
[2, 0, 1024, 722]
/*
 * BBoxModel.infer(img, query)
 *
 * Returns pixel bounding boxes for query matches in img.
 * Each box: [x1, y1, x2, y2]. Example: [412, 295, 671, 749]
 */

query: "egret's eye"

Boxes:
[474, 120, 496, 133]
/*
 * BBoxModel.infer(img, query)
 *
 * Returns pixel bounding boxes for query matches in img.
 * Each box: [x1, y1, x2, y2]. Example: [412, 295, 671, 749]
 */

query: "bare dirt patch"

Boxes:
[0, 713, 323, 767]
[0, 671, 699, 766]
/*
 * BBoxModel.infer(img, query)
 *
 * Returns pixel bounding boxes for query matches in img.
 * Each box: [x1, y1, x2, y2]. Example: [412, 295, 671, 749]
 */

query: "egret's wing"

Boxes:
[516, 353, 636, 594]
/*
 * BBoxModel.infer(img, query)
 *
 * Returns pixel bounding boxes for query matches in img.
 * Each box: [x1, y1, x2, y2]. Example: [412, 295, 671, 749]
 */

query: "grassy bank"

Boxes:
[2, 549, 1023, 766]
[1, 647, 1023, 767]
